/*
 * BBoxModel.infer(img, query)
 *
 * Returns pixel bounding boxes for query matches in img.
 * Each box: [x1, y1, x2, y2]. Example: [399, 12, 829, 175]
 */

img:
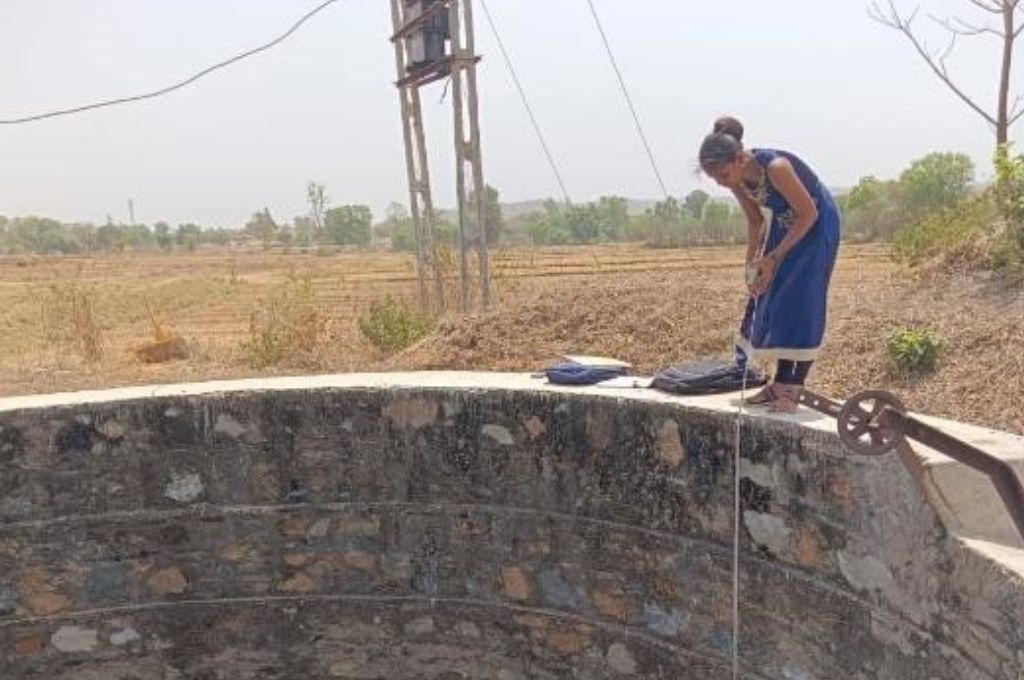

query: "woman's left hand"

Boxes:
[749, 254, 776, 296]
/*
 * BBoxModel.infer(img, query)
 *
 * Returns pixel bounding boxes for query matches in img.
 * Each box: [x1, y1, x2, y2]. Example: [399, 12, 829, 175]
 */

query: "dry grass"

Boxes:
[0, 243, 1020, 436]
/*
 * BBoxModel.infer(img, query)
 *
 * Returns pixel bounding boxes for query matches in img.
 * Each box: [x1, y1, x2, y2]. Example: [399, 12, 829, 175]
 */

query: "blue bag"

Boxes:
[544, 360, 628, 386]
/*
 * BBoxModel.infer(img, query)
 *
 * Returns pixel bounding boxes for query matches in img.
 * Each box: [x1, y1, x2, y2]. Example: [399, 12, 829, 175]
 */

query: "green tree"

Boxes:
[324, 205, 373, 246]
[703, 200, 732, 241]
[176, 223, 202, 251]
[683, 189, 711, 220]
[595, 195, 630, 241]
[246, 208, 279, 249]
[899, 152, 974, 215]
[306, 182, 328, 243]
[467, 184, 504, 245]
[154, 222, 173, 251]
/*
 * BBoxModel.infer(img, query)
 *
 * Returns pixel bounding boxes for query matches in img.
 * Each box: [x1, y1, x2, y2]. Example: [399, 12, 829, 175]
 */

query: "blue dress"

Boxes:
[736, 148, 841, 365]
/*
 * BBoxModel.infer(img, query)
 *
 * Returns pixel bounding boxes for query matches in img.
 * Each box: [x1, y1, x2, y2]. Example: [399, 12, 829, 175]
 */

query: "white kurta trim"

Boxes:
[736, 335, 822, 366]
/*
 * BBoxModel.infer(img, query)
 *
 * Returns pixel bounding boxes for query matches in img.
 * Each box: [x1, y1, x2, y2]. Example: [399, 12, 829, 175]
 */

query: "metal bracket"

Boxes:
[800, 389, 1024, 541]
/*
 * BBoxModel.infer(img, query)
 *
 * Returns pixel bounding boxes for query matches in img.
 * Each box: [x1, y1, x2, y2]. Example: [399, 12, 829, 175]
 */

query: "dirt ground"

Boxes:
[1, 243, 1021, 436]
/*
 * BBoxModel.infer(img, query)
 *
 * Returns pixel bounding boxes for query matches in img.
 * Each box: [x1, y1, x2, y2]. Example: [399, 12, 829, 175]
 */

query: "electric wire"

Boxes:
[0, 0, 344, 125]
[583, 0, 671, 200]
[479, 0, 572, 204]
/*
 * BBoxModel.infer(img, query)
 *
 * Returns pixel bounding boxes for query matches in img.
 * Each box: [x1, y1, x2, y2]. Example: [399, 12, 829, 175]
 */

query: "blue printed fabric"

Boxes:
[736, 148, 841, 364]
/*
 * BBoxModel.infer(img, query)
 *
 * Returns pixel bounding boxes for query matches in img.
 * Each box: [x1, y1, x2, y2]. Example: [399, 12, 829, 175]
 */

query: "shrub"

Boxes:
[42, 282, 104, 362]
[240, 275, 325, 368]
[358, 297, 434, 353]
[886, 327, 940, 377]
[890, 193, 993, 267]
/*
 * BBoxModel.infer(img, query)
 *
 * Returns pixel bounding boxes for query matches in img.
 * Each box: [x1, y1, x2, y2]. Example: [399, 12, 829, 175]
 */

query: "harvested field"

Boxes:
[1, 243, 1020, 435]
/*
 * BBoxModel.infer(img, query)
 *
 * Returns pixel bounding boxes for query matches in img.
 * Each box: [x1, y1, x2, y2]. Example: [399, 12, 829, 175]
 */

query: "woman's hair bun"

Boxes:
[713, 116, 744, 143]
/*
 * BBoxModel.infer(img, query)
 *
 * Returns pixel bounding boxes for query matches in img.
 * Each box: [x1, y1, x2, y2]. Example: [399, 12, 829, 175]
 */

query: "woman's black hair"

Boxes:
[699, 116, 745, 172]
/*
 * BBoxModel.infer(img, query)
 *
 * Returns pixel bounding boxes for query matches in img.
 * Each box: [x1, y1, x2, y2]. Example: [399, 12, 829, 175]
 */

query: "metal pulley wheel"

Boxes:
[837, 390, 908, 456]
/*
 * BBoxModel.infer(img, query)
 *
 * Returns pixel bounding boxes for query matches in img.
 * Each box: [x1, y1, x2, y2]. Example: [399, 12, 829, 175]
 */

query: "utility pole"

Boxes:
[127, 199, 136, 226]
[389, 0, 490, 313]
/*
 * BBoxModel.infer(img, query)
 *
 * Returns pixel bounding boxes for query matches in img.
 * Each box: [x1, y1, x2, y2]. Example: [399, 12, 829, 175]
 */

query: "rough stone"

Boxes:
[24, 591, 70, 616]
[278, 572, 316, 593]
[95, 419, 126, 441]
[147, 567, 188, 596]
[214, 414, 248, 438]
[501, 566, 531, 601]
[744, 511, 792, 556]
[538, 569, 586, 611]
[606, 642, 638, 674]
[656, 420, 685, 467]
[592, 590, 629, 622]
[404, 616, 436, 636]
[51, 626, 99, 653]
[163, 472, 203, 503]
[110, 627, 142, 646]
[384, 398, 436, 429]
[547, 630, 585, 655]
[482, 424, 515, 446]
[87, 562, 126, 602]
[522, 415, 546, 439]
[14, 637, 45, 656]
[455, 621, 481, 639]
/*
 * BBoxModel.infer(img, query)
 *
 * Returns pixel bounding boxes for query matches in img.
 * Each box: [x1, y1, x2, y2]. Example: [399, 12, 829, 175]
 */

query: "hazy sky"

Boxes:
[0, 0, 1016, 226]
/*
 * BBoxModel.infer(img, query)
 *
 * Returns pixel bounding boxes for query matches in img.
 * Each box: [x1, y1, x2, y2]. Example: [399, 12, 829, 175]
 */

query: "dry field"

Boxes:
[0, 243, 1021, 435]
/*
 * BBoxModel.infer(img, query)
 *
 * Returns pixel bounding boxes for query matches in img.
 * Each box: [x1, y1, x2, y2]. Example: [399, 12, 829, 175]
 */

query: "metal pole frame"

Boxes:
[389, 0, 444, 312]
[390, 0, 489, 312]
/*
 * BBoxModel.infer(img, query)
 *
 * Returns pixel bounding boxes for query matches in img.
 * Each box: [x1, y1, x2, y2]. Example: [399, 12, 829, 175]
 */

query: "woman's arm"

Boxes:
[730, 186, 765, 264]
[749, 158, 819, 295]
[763, 158, 818, 261]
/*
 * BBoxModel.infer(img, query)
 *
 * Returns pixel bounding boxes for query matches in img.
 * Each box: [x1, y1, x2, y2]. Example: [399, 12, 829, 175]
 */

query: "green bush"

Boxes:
[890, 193, 993, 267]
[990, 236, 1024, 275]
[358, 297, 434, 353]
[886, 327, 940, 377]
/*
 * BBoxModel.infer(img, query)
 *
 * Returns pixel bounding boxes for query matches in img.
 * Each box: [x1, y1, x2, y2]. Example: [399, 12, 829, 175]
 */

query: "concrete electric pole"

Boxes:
[389, 0, 490, 313]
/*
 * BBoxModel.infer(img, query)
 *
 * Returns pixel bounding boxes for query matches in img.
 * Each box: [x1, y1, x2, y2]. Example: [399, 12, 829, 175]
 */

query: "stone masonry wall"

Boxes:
[0, 383, 1022, 679]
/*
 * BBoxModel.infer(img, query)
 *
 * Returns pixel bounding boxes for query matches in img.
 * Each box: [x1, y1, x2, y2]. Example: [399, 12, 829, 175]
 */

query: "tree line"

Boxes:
[0, 151, 987, 255]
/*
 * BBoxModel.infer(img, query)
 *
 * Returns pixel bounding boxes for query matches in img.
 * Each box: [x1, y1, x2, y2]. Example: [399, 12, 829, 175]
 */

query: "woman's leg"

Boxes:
[775, 360, 812, 385]
[770, 360, 812, 411]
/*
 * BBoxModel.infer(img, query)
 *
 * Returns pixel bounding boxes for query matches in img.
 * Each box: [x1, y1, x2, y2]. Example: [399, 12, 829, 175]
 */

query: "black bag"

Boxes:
[651, 360, 766, 396]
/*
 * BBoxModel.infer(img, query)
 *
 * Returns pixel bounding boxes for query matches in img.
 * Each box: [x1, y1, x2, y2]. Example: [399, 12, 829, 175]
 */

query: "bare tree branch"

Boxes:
[966, 0, 1003, 13]
[870, 0, 999, 126]
[1009, 94, 1024, 122]
[929, 13, 1004, 37]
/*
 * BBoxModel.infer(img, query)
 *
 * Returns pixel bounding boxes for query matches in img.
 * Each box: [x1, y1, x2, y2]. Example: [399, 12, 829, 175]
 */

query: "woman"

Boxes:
[699, 117, 840, 412]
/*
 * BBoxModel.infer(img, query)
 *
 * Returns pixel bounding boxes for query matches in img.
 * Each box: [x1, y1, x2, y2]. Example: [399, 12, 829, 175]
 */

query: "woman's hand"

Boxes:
[747, 253, 777, 296]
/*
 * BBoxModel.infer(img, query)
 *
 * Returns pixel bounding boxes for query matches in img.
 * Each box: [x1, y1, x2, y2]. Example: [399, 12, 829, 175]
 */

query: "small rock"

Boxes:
[656, 420, 685, 467]
[546, 630, 584, 655]
[163, 473, 203, 503]
[482, 424, 515, 446]
[501, 566, 531, 601]
[404, 616, 435, 636]
[52, 626, 99, 653]
[455, 621, 481, 639]
[14, 637, 45, 656]
[110, 627, 141, 646]
[214, 414, 247, 438]
[96, 420, 126, 441]
[24, 592, 70, 616]
[607, 642, 638, 674]
[147, 567, 188, 596]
